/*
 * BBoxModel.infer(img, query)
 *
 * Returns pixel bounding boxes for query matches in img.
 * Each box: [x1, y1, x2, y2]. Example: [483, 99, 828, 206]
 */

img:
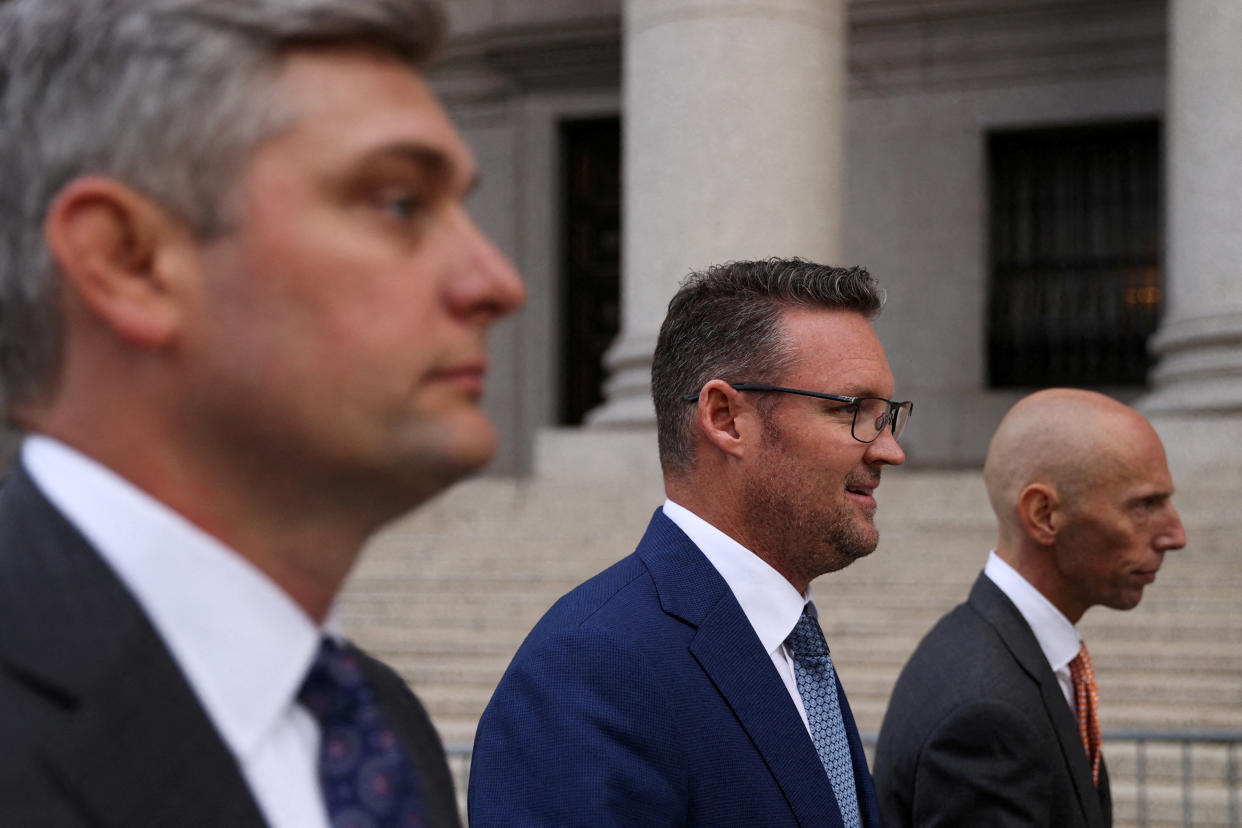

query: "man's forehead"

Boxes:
[265, 48, 476, 181]
[780, 308, 893, 390]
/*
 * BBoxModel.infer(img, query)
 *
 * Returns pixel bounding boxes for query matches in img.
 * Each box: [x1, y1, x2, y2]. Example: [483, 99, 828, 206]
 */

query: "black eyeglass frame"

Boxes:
[681, 382, 914, 444]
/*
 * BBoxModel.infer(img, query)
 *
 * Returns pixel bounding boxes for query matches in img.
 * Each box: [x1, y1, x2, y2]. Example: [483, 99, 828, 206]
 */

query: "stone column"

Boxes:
[1142, 1, 1242, 415]
[588, 0, 847, 426]
[1139, 0, 1242, 475]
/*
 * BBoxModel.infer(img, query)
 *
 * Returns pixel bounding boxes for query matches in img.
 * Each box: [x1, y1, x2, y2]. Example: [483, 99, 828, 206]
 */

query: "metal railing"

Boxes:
[1106, 729, 1242, 828]
[447, 730, 1242, 827]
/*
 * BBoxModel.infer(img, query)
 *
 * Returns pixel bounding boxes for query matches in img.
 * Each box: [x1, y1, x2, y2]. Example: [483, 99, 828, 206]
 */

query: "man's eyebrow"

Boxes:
[831, 383, 890, 398]
[1127, 488, 1171, 505]
[359, 142, 478, 194]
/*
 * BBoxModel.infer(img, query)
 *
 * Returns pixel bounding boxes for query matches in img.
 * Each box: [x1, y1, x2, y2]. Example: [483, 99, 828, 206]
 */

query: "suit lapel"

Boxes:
[0, 463, 267, 827]
[690, 594, 845, 827]
[636, 511, 845, 827]
[38, 637, 271, 828]
[970, 575, 1109, 828]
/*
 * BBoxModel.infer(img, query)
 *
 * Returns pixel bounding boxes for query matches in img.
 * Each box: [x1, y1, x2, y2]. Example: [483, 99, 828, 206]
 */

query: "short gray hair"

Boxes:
[652, 258, 884, 476]
[0, 0, 446, 420]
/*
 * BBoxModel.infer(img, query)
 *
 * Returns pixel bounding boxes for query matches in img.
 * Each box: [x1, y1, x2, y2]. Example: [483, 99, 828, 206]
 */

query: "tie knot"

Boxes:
[1068, 642, 1096, 683]
[298, 638, 372, 725]
[787, 609, 831, 659]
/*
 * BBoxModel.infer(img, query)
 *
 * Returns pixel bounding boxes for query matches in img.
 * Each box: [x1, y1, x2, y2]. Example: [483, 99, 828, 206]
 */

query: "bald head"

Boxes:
[983, 388, 1186, 622]
[985, 389, 1160, 536]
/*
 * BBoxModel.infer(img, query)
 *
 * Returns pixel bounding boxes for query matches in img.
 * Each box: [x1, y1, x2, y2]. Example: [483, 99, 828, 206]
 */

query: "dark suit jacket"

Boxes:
[0, 460, 460, 827]
[468, 509, 880, 827]
[873, 573, 1112, 827]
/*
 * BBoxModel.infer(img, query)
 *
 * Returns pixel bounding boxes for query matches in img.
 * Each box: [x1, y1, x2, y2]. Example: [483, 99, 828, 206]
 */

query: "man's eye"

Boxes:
[381, 194, 423, 220]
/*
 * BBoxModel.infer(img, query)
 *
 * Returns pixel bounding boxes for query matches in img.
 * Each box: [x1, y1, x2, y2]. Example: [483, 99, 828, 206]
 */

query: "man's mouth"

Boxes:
[845, 476, 880, 506]
[429, 362, 487, 397]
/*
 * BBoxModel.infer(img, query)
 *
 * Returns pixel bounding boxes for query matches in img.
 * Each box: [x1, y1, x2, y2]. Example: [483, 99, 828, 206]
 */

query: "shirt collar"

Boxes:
[662, 499, 812, 655]
[23, 435, 327, 761]
[984, 550, 1081, 672]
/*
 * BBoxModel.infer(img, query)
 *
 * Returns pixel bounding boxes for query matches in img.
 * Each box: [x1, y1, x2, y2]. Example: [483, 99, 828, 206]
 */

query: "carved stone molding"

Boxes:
[431, 16, 622, 107]
[849, 0, 1166, 95]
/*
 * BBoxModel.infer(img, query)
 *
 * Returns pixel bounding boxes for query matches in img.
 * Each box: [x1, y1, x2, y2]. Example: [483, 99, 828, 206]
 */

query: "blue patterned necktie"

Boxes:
[786, 607, 861, 828]
[298, 638, 425, 828]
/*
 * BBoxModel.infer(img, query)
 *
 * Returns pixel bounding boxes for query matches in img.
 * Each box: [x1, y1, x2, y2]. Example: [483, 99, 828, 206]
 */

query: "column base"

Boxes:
[1140, 312, 1242, 414]
[584, 332, 659, 427]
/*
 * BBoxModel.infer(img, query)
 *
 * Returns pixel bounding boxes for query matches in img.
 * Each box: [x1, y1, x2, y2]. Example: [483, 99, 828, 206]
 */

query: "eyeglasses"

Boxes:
[682, 383, 914, 444]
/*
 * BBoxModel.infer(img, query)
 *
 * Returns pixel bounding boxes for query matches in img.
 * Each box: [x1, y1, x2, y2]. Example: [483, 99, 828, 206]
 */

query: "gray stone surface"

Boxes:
[1142, 0, 1242, 416]
[428, 0, 1232, 471]
[590, 0, 848, 426]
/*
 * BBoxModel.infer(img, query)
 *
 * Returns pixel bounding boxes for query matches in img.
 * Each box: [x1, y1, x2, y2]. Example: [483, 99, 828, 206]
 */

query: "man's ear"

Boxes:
[693, 379, 759, 460]
[1017, 482, 1060, 545]
[43, 175, 191, 348]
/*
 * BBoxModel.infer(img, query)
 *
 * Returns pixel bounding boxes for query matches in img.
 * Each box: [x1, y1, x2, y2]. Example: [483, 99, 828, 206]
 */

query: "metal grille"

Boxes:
[448, 729, 1242, 827]
[986, 121, 1162, 388]
[559, 117, 621, 425]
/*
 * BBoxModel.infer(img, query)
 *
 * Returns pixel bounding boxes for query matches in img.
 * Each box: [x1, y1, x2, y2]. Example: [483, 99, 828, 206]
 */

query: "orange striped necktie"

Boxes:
[1068, 642, 1103, 786]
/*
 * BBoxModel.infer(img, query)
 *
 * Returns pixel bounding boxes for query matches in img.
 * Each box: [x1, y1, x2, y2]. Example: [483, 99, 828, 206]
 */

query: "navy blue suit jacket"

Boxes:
[469, 509, 880, 826]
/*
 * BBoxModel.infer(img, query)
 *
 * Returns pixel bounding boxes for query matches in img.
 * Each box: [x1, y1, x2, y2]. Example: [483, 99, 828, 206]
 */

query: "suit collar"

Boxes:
[636, 510, 869, 827]
[969, 574, 1110, 827]
[661, 499, 811, 655]
[23, 436, 325, 764]
[983, 551, 1081, 672]
[0, 461, 268, 827]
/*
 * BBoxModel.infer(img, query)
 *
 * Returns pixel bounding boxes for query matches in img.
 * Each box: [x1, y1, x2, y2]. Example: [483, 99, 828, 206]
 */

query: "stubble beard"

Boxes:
[741, 463, 881, 586]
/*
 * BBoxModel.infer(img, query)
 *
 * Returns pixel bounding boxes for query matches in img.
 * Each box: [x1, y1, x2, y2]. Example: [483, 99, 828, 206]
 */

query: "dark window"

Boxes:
[986, 121, 1162, 387]
[559, 117, 621, 425]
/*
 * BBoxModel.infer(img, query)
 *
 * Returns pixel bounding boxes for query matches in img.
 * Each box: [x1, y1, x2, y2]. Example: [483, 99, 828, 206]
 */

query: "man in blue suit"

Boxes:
[470, 258, 911, 826]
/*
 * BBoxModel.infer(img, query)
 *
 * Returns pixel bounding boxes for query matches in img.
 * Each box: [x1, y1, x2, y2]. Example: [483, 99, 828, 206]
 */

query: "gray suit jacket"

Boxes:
[0, 460, 460, 827]
[873, 573, 1112, 827]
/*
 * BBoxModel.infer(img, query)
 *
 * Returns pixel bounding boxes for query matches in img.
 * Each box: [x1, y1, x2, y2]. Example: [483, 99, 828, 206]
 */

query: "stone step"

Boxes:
[349, 598, 1242, 634]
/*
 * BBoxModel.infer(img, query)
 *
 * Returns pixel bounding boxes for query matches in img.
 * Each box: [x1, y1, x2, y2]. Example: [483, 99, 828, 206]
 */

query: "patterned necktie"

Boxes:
[298, 638, 425, 828]
[1068, 641, 1103, 787]
[786, 607, 862, 828]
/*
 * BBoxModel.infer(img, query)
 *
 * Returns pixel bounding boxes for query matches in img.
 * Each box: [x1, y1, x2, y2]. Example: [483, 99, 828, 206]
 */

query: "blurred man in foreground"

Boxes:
[0, 1, 524, 825]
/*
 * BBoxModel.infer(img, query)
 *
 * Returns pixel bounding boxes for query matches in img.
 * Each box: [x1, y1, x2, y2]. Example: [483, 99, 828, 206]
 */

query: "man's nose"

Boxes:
[1159, 504, 1188, 552]
[447, 211, 526, 321]
[864, 424, 906, 466]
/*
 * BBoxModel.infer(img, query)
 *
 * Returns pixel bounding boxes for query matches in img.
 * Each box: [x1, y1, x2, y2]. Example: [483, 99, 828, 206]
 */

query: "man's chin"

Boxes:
[821, 527, 879, 574]
[392, 416, 497, 484]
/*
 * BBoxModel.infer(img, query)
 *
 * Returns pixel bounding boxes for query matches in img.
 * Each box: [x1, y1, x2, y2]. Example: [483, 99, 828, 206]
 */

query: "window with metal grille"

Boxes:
[986, 121, 1162, 388]
[559, 117, 621, 425]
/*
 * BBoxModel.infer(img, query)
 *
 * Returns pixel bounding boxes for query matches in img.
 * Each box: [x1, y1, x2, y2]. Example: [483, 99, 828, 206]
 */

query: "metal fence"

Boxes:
[448, 730, 1242, 827]
[1105, 729, 1242, 828]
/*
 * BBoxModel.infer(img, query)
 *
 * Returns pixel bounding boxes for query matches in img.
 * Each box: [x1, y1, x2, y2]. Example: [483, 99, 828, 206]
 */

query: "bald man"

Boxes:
[872, 389, 1186, 828]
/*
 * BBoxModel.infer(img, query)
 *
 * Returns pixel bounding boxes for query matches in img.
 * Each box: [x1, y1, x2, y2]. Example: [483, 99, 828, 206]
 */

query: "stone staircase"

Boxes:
[338, 429, 1241, 824]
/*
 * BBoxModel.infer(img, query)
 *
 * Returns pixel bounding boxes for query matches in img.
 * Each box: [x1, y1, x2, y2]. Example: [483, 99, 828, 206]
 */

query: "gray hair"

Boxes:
[652, 258, 884, 476]
[0, 0, 446, 421]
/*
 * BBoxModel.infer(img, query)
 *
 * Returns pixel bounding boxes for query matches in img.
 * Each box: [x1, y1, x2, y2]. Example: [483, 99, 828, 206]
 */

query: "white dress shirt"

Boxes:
[662, 499, 819, 735]
[24, 436, 332, 828]
[984, 550, 1081, 710]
